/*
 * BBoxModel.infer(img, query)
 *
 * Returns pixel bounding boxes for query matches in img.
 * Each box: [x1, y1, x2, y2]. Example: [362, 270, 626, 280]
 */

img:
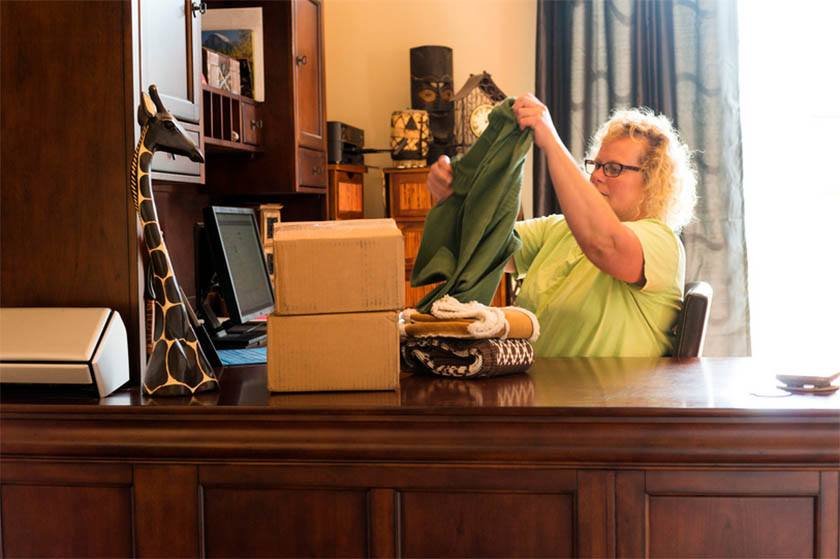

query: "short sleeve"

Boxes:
[623, 219, 682, 293]
[513, 215, 561, 276]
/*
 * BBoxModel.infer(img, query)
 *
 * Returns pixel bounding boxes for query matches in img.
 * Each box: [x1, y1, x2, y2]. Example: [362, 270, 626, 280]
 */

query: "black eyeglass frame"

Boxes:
[584, 159, 643, 178]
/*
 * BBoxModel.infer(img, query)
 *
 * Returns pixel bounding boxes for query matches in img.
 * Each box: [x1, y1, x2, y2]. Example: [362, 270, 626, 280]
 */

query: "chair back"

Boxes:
[672, 281, 713, 358]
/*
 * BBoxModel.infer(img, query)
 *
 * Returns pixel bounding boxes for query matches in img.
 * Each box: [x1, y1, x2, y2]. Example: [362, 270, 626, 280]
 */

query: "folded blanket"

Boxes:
[401, 337, 535, 378]
[400, 295, 540, 341]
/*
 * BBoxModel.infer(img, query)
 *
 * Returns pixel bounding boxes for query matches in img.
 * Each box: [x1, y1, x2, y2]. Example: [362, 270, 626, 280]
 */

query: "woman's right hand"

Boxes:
[427, 155, 454, 204]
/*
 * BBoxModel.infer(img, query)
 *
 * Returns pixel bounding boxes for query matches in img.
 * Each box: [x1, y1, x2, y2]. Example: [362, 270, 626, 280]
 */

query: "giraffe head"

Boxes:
[138, 84, 205, 163]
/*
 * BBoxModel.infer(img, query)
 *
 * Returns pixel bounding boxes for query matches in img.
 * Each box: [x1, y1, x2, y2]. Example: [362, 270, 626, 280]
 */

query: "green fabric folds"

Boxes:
[411, 98, 533, 312]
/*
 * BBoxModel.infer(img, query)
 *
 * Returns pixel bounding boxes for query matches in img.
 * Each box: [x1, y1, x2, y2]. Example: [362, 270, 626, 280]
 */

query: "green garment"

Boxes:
[411, 98, 533, 312]
[513, 215, 685, 357]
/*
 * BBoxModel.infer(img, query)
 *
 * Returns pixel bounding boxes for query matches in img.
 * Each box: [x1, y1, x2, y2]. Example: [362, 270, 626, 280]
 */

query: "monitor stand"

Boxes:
[209, 320, 267, 349]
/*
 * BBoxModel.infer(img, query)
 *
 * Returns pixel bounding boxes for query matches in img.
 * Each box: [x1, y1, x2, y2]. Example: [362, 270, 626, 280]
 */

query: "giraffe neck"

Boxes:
[133, 125, 183, 309]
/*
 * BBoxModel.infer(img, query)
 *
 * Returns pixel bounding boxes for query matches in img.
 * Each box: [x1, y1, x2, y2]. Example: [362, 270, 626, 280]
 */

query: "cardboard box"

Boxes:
[267, 311, 399, 392]
[273, 219, 404, 315]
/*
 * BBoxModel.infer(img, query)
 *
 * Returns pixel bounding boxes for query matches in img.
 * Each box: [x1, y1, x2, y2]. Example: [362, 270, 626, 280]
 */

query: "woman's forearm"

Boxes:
[542, 139, 623, 251]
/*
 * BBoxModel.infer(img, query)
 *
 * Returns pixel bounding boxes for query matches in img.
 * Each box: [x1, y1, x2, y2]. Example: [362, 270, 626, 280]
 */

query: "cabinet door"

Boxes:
[616, 470, 839, 558]
[140, 0, 202, 124]
[293, 0, 325, 151]
[1, 461, 134, 557]
[386, 169, 432, 219]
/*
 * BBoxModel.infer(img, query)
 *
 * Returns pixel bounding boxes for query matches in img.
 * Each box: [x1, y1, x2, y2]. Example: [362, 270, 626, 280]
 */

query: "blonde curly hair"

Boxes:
[585, 108, 697, 231]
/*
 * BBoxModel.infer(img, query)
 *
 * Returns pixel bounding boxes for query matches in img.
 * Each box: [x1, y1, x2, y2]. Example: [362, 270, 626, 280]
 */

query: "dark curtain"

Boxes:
[534, 0, 750, 356]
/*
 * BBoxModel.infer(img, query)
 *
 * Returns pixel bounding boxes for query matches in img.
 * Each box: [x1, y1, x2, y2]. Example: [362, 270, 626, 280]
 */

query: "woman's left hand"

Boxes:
[512, 93, 561, 150]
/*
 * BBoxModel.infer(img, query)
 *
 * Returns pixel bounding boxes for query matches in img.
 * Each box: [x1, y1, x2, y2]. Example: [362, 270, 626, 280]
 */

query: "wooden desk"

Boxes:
[2, 358, 838, 557]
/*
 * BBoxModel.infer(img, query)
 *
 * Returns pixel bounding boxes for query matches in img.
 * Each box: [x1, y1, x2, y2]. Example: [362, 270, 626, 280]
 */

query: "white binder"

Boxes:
[0, 307, 129, 398]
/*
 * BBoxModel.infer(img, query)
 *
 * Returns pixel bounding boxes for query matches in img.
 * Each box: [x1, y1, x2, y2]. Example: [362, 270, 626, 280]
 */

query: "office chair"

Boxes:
[671, 281, 713, 358]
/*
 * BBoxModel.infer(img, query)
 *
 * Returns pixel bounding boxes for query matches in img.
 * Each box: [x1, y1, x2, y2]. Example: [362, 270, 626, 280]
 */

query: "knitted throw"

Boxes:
[401, 337, 535, 379]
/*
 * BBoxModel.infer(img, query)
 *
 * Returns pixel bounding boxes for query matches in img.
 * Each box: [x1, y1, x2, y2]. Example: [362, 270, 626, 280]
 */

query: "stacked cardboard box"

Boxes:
[267, 219, 404, 392]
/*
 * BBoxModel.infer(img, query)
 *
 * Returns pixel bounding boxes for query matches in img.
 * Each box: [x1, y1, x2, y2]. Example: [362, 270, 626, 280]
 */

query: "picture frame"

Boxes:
[259, 203, 283, 248]
[202, 7, 265, 101]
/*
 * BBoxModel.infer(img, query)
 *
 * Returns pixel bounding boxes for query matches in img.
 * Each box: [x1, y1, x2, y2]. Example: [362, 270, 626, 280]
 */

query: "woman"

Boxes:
[426, 94, 697, 357]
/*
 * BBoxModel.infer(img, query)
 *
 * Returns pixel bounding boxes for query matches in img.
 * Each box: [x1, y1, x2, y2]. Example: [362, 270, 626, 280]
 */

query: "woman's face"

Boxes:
[590, 136, 648, 222]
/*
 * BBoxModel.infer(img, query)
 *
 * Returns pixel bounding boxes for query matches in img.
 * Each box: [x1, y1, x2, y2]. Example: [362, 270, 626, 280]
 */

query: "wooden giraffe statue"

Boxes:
[132, 85, 218, 396]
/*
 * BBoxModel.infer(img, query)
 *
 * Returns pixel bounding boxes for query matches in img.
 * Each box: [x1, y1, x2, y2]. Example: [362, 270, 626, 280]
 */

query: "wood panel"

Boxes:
[368, 488, 397, 559]
[616, 470, 828, 559]
[152, 183, 210, 303]
[1, 462, 133, 558]
[202, 488, 367, 557]
[398, 221, 426, 269]
[327, 164, 365, 220]
[649, 495, 814, 557]
[818, 472, 839, 558]
[577, 470, 615, 558]
[293, 0, 325, 150]
[387, 170, 433, 219]
[0, 0, 143, 383]
[139, 0, 202, 123]
[400, 490, 574, 558]
[134, 465, 199, 558]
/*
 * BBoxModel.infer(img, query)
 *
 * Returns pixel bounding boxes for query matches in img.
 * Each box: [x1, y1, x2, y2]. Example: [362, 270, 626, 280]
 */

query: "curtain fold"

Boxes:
[534, 0, 750, 356]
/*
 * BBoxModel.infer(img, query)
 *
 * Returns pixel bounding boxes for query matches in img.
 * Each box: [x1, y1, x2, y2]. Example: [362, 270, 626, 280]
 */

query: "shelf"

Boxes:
[202, 84, 263, 153]
[204, 136, 262, 154]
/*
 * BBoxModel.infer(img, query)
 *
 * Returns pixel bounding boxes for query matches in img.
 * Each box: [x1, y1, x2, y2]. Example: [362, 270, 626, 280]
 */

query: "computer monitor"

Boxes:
[201, 206, 274, 327]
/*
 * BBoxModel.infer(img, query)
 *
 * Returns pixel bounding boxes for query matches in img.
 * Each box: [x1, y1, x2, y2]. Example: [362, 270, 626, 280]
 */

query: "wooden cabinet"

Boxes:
[615, 470, 835, 558]
[206, 0, 327, 196]
[327, 164, 365, 219]
[140, 0, 205, 184]
[202, 85, 262, 152]
[140, 0, 202, 123]
[0, 0, 329, 385]
[2, 359, 839, 557]
[294, 0, 326, 151]
[1, 0, 147, 384]
[384, 167, 507, 308]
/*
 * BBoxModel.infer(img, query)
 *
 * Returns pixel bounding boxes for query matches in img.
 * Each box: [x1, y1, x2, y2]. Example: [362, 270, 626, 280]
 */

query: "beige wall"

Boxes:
[324, 0, 537, 218]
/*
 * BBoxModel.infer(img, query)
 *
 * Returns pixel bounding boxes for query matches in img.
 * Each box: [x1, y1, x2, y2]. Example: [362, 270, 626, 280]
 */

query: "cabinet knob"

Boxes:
[250, 119, 263, 130]
[312, 166, 322, 175]
[295, 54, 308, 66]
[191, 1, 206, 17]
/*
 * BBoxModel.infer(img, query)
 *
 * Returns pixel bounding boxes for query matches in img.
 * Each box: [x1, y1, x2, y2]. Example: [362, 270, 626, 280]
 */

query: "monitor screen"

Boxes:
[202, 206, 274, 324]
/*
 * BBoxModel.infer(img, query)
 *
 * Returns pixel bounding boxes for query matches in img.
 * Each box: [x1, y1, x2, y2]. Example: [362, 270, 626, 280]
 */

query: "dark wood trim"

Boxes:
[134, 464, 199, 557]
[577, 470, 616, 557]
[616, 471, 646, 558]
[368, 488, 396, 558]
[818, 471, 839, 558]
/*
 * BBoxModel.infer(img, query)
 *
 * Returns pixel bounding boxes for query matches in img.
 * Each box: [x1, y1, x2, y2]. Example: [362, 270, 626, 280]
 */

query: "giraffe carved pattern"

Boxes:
[132, 85, 219, 396]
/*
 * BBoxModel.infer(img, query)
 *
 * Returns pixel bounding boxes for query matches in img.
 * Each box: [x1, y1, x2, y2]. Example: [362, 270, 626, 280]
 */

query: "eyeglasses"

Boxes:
[584, 159, 642, 178]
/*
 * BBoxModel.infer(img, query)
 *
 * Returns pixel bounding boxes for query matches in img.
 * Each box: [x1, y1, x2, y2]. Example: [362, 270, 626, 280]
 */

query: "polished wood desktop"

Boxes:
[2, 358, 838, 557]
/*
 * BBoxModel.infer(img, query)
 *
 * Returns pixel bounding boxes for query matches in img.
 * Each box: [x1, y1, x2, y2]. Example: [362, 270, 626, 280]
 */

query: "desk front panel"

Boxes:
[2, 358, 838, 557]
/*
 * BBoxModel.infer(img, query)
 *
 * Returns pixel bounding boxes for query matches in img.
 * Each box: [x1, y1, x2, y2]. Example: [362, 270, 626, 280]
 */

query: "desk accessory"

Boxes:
[0, 308, 129, 397]
[131, 85, 219, 396]
[776, 371, 840, 395]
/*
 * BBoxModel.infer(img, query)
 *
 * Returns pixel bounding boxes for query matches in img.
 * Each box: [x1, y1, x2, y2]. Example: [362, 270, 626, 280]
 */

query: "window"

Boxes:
[739, 1, 840, 363]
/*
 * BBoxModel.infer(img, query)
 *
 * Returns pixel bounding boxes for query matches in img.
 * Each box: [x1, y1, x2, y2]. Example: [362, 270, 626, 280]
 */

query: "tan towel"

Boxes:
[399, 295, 540, 341]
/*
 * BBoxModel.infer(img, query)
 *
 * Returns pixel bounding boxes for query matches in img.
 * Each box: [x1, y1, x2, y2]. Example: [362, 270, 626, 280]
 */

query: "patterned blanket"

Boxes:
[401, 337, 534, 378]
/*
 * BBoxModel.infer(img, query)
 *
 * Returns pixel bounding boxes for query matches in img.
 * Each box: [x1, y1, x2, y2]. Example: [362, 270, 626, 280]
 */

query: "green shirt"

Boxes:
[513, 215, 684, 357]
[411, 98, 533, 312]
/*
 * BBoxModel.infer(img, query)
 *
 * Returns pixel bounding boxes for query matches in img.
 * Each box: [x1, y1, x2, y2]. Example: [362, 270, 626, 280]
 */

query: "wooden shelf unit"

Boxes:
[202, 84, 262, 153]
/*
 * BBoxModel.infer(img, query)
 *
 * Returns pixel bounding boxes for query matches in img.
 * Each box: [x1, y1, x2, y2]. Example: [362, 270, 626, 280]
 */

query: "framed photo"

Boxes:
[202, 7, 265, 101]
[259, 204, 283, 247]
